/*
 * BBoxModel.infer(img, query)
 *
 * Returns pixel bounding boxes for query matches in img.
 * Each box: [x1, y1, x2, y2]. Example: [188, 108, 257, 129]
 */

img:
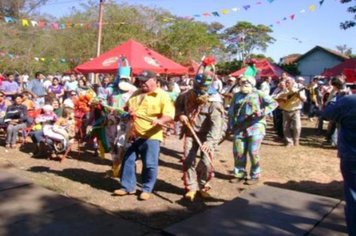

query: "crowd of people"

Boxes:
[0, 59, 355, 234]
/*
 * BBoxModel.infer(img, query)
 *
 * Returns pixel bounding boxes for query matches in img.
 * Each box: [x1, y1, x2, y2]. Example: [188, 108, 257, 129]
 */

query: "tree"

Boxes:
[0, 0, 48, 17]
[157, 20, 221, 63]
[340, 0, 356, 29]
[279, 63, 300, 77]
[223, 21, 275, 62]
[336, 44, 353, 56]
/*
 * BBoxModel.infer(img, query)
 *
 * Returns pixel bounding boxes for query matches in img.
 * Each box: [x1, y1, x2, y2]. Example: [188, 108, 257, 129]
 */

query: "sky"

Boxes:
[38, 0, 356, 62]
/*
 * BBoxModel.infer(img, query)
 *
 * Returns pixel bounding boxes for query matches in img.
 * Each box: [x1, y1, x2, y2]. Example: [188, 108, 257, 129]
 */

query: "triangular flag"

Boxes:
[40, 58, 45, 62]
[266, 0, 274, 3]
[276, 21, 281, 24]
[212, 11, 220, 17]
[221, 9, 229, 15]
[30, 20, 38, 27]
[309, 4, 316, 11]
[319, 0, 325, 6]
[202, 12, 211, 17]
[38, 21, 46, 28]
[290, 14, 295, 20]
[51, 23, 59, 29]
[34, 57, 39, 61]
[60, 58, 66, 63]
[4, 16, 15, 23]
[21, 19, 30, 27]
[231, 7, 240, 12]
[243, 5, 251, 10]
[256, 2, 263, 5]
[269, 24, 274, 27]
[282, 17, 287, 21]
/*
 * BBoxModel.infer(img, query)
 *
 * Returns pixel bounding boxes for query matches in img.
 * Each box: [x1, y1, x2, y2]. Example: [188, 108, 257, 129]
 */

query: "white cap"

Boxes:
[118, 81, 137, 92]
[297, 76, 305, 82]
[228, 76, 236, 82]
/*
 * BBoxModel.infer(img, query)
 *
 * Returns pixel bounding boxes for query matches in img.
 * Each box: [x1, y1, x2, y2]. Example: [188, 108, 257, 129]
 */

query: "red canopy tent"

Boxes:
[230, 59, 286, 79]
[185, 60, 200, 76]
[321, 58, 356, 78]
[75, 39, 188, 75]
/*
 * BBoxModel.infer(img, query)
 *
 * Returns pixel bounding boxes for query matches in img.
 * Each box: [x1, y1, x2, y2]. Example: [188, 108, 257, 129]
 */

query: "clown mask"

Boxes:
[240, 76, 256, 94]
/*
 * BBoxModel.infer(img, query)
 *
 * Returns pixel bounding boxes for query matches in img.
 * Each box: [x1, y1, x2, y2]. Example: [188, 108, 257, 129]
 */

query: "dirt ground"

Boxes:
[0, 119, 343, 231]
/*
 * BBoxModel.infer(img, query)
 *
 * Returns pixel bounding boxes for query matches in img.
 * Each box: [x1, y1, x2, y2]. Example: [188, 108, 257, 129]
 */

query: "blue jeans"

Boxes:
[340, 159, 356, 236]
[120, 139, 160, 193]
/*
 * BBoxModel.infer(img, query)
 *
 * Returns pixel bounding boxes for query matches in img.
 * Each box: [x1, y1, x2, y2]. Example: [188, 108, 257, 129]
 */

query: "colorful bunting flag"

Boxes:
[221, 9, 230, 15]
[21, 19, 29, 27]
[212, 11, 220, 17]
[309, 4, 316, 11]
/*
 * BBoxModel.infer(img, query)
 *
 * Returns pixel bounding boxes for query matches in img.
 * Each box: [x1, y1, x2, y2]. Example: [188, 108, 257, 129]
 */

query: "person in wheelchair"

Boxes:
[30, 104, 58, 157]
[43, 107, 75, 159]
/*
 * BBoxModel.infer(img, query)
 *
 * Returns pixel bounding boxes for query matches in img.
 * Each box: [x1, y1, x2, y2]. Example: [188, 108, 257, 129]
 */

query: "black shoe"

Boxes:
[245, 178, 259, 185]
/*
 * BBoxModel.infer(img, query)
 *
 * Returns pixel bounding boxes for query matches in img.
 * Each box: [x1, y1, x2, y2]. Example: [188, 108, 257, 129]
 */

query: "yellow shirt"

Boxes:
[127, 88, 175, 141]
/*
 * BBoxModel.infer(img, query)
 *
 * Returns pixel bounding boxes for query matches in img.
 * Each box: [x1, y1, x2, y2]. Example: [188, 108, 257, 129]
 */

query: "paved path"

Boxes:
[0, 170, 347, 236]
[0, 171, 151, 236]
[164, 185, 348, 236]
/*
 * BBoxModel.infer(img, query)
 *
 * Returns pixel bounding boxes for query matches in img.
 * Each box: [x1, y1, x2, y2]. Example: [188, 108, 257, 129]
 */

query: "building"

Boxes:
[295, 46, 349, 82]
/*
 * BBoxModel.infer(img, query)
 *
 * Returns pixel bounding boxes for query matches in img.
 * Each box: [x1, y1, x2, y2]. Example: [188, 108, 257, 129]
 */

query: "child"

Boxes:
[43, 107, 75, 155]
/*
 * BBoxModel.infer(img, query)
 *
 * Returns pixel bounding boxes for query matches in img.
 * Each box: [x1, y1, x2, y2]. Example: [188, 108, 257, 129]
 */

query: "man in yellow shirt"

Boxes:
[114, 70, 175, 200]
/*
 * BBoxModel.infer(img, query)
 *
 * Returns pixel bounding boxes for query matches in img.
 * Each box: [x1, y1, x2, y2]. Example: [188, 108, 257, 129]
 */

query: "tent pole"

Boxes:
[95, 0, 105, 84]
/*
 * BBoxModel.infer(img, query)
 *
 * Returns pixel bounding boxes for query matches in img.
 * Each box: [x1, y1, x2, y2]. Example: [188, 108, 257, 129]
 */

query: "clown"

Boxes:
[228, 76, 278, 184]
[175, 56, 224, 201]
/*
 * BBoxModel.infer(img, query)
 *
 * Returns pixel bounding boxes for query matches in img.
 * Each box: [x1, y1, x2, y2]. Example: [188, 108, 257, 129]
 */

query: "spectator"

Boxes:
[27, 72, 47, 108]
[323, 95, 356, 236]
[64, 74, 78, 98]
[259, 76, 272, 96]
[211, 75, 223, 93]
[0, 91, 11, 125]
[21, 91, 35, 111]
[1, 73, 21, 100]
[77, 78, 90, 96]
[4, 94, 28, 148]
[48, 77, 64, 101]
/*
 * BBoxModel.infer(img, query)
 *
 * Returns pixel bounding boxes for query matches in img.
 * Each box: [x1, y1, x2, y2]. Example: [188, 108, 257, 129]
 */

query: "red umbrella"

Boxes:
[75, 39, 188, 75]
[230, 59, 286, 79]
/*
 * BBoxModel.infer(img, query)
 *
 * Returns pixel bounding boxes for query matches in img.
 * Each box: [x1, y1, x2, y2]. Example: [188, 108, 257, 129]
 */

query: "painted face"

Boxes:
[240, 78, 253, 94]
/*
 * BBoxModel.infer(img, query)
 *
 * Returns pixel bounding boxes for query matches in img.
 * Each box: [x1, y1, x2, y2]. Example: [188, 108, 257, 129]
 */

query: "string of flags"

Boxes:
[0, 50, 80, 64]
[225, 1, 324, 44]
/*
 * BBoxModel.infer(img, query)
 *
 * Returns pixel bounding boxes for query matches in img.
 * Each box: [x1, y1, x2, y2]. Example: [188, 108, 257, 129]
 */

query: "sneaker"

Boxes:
[199, 190, 212, 199]
[184, 190, 197, 201]
[245, 178, 260, 185]
[139, 192, 150, 201]
[113, 189, 135, 196]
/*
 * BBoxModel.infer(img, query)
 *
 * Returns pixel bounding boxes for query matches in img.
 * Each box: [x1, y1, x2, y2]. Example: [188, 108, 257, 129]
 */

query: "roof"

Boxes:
[295, 46, 349, 63]
[75, 39, 188, 75]
[321, 58, 356, 77]
[279, 54, 301, 65]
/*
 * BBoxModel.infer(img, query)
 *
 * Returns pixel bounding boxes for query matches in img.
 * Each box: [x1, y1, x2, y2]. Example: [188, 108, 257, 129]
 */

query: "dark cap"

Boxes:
[137, 70, 156, 81]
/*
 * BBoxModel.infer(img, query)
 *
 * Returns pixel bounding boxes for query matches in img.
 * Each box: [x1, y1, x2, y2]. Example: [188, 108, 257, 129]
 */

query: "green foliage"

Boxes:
[340, 0, 355, 29]
[223, 21, 275, 62]
[279, 63, 300, 76]
[216, 59, 242, 76]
